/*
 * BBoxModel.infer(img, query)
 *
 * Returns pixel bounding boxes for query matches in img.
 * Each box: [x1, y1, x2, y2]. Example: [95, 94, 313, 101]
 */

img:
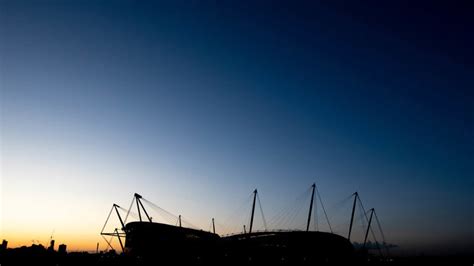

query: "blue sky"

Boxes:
[1, 1, 472, 254]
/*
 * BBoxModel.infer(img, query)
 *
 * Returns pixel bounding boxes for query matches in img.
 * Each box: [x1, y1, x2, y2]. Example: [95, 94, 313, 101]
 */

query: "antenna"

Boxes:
[48, 229, 55, 246]
[212, 218, 216, 234]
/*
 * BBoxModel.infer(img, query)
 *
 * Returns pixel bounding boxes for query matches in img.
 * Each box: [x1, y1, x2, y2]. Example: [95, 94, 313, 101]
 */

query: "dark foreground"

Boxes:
[0, 248, 472, 266]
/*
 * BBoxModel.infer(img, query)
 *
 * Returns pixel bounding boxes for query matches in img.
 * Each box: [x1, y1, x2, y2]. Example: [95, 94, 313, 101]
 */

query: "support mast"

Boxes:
[306, 183, 316, 232]
[114, 228, 124, 252]
[248, 189, 257, 234]
[348, 192, 358, 241]
[113, 204, 125, 230]
[363, 208, 375, 249]
[134, 193, 152, 222]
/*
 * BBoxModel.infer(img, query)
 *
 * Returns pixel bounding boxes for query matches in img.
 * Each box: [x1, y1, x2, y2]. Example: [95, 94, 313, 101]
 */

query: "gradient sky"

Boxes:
[1, 0, 473, 255]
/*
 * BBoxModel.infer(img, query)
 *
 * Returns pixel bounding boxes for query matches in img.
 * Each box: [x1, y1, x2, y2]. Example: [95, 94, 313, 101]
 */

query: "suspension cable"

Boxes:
[314, 194, 318, 231]
[102, 234, 114, 252]
[357, 197, 383, 257]
[269, 187, 311, 229]
[124, 196, 135, 224]
[257, 193, 268, 231]
[101, 205, 114, 234]
[141, 197, 199, 229]
[374, 210, 390, 257]
[118, 205, 139, 221]
[315, 185, 333, 233]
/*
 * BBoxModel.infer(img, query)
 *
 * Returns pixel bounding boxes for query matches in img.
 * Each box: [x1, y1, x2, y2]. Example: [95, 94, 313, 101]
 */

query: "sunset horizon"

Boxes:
[1, 1, 473, 264]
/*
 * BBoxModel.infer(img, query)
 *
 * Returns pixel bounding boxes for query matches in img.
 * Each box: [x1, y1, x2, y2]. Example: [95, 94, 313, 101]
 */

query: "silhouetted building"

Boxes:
[48, 240, 55, 252]
[1, 240, 7, 251]
[58, 244, 67, 254]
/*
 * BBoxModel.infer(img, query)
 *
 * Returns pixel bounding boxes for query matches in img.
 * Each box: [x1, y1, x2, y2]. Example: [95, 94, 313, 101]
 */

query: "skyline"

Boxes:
[1, 0, 473, 255]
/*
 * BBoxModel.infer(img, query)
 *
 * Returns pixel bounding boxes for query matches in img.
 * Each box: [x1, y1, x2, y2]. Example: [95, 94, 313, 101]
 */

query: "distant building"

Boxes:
[58, 244, 67, 254]
[48, 240, 55, 252]
[1, 239, 7, 251]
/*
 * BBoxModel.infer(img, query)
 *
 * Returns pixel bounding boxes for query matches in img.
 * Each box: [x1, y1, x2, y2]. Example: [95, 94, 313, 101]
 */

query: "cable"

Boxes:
[374, 210, 390, 257]
[257, 193, 268, 231]
[314, 195, 318, 231]
[118, 206, 139, 221]
[101, 205, 114, 234]
[270, 187, 311, 230]
[315, 185, 333, 233]
[358, 196, 383, 257]
[124, 196, 135, 224]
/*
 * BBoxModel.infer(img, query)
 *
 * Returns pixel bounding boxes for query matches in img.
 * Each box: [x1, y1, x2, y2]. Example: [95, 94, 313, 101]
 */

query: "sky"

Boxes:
[1, 0, 473, 255]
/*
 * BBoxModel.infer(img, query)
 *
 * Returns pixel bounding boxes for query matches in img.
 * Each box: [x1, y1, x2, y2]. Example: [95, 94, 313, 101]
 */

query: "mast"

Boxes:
[100, 204, 127, 252]
[134, 193, 152, 222]
[249, 189, 257, 234]
[113, 204, 125, 230]
[136, 196, 142, 221]
[306, 183, 316, 232]
[348, 192, 358, 241]
[363, 208, 375, 249]
[212, 218, 216, 234]
[179, 215, 182, 227]
[114, 228, 124, 252]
